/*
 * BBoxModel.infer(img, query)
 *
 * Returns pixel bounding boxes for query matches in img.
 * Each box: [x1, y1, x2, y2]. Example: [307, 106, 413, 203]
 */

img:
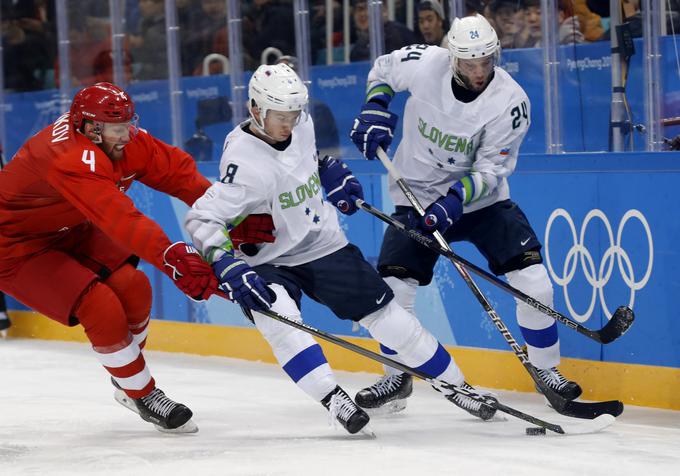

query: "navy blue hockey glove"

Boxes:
[417, 183, 465, 235]
[212, 255, 272, 311]
[349, 102, 398, 160]
[319, 155, 364, 215]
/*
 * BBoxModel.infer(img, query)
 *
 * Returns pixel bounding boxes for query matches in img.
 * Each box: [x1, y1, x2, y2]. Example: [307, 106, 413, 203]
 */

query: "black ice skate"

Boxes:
[112, 380, 198, 433]
[322, 386, 372, 436]
[0, 311, 11, 338]
[355, 373, 413, 414]
[534, 366, 583, 401]
[446, 382, 497, 421]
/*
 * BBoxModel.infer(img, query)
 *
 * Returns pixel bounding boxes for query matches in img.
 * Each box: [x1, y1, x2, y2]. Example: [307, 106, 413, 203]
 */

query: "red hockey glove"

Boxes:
[229, 214, 275, 256]
[163, 242, 219, 301]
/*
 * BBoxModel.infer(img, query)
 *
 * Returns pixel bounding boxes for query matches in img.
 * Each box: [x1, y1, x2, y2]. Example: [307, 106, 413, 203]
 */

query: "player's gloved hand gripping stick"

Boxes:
[319, 156, 364, 215]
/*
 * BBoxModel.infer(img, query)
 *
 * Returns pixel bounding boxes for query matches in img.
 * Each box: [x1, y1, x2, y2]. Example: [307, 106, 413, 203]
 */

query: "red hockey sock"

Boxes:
[104, 264, 152, 349]
[74, 281, 154, 398]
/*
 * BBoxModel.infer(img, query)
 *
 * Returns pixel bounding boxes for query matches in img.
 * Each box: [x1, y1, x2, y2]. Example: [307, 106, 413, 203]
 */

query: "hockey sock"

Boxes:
[359, 300, 464, 391]
[506, 264, 560, 369]
[380, 276, 419, 376]
[104, 264, 152, 349]
[252, 284, 337, 401]
[74, 281, 154, 399]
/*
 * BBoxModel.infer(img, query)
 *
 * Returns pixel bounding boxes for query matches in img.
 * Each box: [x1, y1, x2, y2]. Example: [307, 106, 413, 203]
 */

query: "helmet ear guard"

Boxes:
[447, 14, 501, 86]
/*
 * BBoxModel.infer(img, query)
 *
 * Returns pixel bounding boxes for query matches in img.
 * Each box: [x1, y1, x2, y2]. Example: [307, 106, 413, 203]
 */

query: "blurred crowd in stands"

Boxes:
[2, 0, 680, 93]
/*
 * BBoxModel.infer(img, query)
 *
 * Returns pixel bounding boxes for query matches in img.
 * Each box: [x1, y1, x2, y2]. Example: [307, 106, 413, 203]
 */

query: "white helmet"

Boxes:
[447, 14, 500, 86]
[248, 63, 308, 133]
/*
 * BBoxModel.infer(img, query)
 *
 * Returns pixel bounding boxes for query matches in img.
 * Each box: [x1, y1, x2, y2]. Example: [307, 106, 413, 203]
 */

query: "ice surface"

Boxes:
[1, 339, 678, 475]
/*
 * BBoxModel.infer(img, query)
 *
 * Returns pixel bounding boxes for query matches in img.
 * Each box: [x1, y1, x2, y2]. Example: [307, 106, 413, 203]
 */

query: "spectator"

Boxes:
[54, 15, 114, 87]
[275, 55, 340, 156]
[517, 0, 585, 47]
[588, 0, 680, 40]
[244, 0, 295, 66]
[183, 0, 228, 75]
[418, 0, 448, 47]
[466, 0, 487, 15]
[129, 0, 167, 80]
[350, 0, 421, 62]
[92, 48, 133, 84]
[310, 0, 343, 64]
[1, 0, 51, 91]
[574, 0, 604, 42]
[488, 0, 524, 49]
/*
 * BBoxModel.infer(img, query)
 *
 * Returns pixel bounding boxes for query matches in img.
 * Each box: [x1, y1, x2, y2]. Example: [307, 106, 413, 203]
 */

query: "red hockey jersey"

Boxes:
[0, 113, 210, 270]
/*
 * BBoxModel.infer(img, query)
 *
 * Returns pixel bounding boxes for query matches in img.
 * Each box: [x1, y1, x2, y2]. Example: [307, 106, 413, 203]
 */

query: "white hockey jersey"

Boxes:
[185, 117, 348, 267]
[367, 45, 530, 212]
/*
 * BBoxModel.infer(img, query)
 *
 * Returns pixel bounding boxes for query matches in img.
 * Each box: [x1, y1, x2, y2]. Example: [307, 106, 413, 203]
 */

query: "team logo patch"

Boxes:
[499, 148, 510, 155]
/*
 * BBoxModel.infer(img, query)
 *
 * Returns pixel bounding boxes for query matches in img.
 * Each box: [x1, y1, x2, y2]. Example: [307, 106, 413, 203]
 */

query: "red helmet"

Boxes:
[70, 82, 135, 129]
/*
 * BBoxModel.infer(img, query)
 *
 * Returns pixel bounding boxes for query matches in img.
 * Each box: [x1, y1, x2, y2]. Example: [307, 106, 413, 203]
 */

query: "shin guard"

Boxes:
[74, 282, 154, 398]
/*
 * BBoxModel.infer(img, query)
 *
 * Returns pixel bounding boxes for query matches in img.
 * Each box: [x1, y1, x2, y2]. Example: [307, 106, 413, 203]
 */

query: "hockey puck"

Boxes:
[525, 427, 547, 436]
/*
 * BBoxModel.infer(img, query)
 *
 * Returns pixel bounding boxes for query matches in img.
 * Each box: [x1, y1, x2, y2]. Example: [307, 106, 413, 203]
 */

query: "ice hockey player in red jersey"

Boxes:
[0, 82, 222, 433]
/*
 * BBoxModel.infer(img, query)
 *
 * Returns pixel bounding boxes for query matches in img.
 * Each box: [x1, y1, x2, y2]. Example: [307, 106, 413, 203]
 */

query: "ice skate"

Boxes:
[446, 382, 497, 421]
[0, 312, 10, 339]
[534, 366, 582, 401]
[112, 380, 198, 434]
[355, 373, 412, 414]
[322, 386, 374, 437]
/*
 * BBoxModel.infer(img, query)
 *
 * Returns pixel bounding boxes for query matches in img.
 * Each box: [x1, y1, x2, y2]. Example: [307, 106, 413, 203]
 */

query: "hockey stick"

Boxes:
[356, 199, 634, 344]
[250, 306, 614, 435]
[374, 147, 623, 420]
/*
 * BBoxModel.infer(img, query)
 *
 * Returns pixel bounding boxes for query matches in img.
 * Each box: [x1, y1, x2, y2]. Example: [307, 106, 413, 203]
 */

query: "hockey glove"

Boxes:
[418, 182, 465, 235]
[212, 255, 272, 311]
[319, 155, 364, 215]
[349, 102, 398, 160]
[163, 242, 219, 301]
[230, 214, 275, 256]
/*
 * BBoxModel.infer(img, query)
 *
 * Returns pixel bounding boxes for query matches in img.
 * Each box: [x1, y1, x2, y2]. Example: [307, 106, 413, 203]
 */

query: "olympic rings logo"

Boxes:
[544, 209, 653, 323]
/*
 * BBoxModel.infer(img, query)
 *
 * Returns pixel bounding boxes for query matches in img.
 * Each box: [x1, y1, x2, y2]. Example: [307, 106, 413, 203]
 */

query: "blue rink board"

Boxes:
[5, 152, 680, 370]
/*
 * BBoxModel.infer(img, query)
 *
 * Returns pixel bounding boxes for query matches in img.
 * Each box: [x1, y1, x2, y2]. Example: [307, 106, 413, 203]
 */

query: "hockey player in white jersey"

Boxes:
[185, 63, 498, 434]
[349, 14, 582, 412]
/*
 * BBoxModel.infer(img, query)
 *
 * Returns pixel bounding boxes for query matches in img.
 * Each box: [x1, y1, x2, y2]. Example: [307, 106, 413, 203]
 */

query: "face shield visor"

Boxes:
[91, 114, 139, 144]
[264, 109, 304, 128]
[455, 56, 496, 89]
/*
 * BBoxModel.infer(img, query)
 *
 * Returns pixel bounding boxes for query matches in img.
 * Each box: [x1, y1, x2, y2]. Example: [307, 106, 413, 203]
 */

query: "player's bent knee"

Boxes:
[383, 276, 418, 313]
[506, 264, 553, 305]
[105, 264, 152, 320]
[252, 283, 302, 342]
[359, 300, 423, 351]
[73, 281, 129, 347]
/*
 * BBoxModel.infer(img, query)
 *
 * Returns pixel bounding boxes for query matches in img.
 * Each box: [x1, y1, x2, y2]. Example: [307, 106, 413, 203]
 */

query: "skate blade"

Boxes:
[154, 419, 199, 434]
[114, 389, 138, 414]
[114, 390, 199, 434]
[359, 424, 377, 439]
[363, 399, 408, 417]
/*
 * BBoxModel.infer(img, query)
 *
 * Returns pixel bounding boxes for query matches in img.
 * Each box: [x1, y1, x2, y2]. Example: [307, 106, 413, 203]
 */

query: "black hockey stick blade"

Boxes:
[528, 362, 624, 419]
[559, 399, 624, 419]
[356, 199, 634, 345]
[598, 306, 635, 344]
